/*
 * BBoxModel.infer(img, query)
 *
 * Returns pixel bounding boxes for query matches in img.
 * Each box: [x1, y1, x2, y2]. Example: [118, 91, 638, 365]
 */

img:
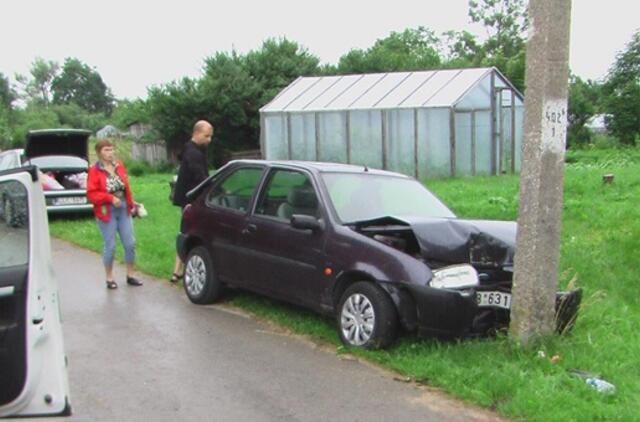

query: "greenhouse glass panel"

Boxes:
[329, 74, 385, 110]
[455, 112, 473, 176]
[306, 75, 363, 111]
[264, 114, 288, 159]
[501, 104, 514, 173]
[475, 111, 492, 174]
[429, 68, 488, 107]
[515, 107, 524, 172]
[385, 109, 416, 176]
[349, 110, 383, 168]
[419, 108, 451, 178]
[404, 70, 461, 107]
[289, 113, 317, 161]
[456, 73, 491, 110]
[287, 77, 342, 111]
[352, 72, 410, 109]
[318, 112, 347, 163]
[376, 73, 432, 108]
[263, 78, 318, 112]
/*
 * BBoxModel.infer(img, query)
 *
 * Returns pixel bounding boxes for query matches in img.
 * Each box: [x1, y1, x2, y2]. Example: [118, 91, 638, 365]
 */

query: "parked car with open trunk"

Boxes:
[0, 129, 92, 226]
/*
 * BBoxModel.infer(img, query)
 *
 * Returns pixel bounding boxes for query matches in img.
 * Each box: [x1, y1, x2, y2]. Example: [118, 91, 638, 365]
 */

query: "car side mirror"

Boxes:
[290, 214, 323, 232]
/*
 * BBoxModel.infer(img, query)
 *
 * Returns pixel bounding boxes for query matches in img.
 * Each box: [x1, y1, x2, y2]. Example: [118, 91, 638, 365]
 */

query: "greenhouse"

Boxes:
[259, 67, 524, 179]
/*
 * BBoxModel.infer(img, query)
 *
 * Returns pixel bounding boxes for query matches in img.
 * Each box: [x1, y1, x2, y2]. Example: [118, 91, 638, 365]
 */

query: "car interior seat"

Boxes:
[276, 186, 318, 220]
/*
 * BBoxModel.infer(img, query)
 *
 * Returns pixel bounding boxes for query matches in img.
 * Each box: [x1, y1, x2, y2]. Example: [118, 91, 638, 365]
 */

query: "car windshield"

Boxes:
[321, 172, 456, 223]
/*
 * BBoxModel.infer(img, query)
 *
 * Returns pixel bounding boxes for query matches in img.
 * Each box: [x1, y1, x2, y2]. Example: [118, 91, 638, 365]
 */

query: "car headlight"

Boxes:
[430, 264, 479, 289]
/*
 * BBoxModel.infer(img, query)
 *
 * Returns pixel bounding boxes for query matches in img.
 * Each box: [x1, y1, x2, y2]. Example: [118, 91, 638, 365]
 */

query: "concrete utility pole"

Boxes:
[509, 0, 572, 346]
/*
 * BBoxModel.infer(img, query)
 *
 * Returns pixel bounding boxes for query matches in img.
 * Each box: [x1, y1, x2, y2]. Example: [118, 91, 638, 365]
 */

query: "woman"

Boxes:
[87, 139, 142, 289]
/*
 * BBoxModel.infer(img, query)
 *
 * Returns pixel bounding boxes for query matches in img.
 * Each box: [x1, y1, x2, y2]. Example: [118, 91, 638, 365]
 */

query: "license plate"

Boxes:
[53, 196, 87, 206]
[476, 291, 512, 309]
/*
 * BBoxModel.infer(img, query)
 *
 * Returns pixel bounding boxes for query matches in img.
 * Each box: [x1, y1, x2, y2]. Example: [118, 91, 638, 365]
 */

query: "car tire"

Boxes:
[337, 282, 398, 349]
[183, 246, 222, 304]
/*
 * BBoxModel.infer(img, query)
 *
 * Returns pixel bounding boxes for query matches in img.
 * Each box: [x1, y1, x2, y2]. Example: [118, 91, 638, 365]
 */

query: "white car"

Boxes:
[0, 165, 71, 417]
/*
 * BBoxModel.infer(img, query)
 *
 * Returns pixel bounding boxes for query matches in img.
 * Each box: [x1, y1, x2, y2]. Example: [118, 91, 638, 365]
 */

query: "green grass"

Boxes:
[49, 150, 640, 420]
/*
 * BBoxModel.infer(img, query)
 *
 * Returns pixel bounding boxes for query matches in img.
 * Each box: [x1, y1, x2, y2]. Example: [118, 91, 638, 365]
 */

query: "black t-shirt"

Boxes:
[173, 141, 208, 207]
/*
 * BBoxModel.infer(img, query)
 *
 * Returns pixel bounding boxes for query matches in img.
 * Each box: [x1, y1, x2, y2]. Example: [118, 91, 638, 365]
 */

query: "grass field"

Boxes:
[49, 148, 640, 421]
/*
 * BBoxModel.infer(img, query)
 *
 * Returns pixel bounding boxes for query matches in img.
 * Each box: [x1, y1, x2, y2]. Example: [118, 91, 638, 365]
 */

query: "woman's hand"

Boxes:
[112, 196, 122, 207]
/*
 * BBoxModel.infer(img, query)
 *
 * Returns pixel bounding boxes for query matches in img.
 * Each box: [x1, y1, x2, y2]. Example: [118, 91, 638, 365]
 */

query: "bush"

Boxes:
[126, 160, 153, 176]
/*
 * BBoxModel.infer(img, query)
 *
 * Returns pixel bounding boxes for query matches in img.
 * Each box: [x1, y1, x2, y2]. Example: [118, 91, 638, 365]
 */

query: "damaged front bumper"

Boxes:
[380, 282, 582, 338]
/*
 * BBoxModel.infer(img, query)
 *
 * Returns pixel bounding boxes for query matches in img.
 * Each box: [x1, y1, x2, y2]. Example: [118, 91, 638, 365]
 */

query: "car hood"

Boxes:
[25, 129, 91, 160]
[354, 215, 517, 269]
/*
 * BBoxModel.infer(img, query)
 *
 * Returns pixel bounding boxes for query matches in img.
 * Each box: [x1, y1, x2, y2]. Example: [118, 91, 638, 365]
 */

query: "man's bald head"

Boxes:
[192, 120, 213, 146]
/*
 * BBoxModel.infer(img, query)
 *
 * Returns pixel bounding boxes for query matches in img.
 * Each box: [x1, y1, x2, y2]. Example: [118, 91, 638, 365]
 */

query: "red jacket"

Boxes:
[87, 161, 134, 222]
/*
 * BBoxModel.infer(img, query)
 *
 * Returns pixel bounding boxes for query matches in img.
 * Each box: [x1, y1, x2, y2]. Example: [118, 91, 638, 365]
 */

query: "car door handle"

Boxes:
[242, 224, 257, 235]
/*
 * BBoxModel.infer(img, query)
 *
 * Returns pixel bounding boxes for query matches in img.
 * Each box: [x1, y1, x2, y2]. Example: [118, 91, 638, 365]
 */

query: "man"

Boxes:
[171, 120, 213, 282]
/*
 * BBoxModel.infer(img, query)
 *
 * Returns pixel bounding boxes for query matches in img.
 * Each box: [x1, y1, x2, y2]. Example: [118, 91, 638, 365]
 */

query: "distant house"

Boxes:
[96, 124, 120, 139]
[585, 114, 609, 135]
[127, 121, 152, 139]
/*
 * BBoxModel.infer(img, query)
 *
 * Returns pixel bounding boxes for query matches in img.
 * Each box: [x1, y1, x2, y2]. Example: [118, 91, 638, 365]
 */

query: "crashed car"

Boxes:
[0, 129, 93, 222]
[176, 160, 581, 349]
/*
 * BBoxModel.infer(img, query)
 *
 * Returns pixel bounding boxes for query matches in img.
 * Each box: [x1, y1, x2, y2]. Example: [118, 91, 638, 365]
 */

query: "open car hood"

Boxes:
[25, 129, 91, 160]
[354, 216, 517, 269]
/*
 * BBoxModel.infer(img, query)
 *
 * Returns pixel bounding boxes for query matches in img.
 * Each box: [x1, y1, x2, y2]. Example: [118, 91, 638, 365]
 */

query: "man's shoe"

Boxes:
[126, 276, 143, 286]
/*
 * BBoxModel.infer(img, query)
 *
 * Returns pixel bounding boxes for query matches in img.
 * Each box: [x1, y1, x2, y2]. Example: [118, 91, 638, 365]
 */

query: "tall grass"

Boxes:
[49, 152, 640, 420]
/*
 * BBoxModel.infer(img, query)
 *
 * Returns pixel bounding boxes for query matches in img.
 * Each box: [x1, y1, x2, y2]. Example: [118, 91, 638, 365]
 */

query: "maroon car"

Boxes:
[177, 160, 581, 349]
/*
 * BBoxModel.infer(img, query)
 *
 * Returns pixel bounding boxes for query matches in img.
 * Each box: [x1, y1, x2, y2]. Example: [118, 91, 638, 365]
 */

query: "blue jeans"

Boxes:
[97, 204, 136, 267]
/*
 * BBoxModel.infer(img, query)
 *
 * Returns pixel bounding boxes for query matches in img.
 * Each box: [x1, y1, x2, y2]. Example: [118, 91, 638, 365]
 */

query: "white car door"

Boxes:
[0, 166, 71, 417]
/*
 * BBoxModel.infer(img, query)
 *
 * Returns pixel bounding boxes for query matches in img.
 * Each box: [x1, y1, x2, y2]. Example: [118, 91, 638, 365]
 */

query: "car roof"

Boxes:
[228, 159, 410, 178]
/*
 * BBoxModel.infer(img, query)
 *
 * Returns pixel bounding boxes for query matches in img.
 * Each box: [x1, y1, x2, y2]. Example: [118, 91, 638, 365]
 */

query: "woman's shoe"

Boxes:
[106, 280, 118, 289]
[170, 272, 183, 283]
[126, 276, 143, 286]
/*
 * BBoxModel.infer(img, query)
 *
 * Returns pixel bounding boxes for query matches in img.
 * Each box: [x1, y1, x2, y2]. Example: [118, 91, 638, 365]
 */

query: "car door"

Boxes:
[240, 168, 328, 308]
[0, 166, 71, 418]
[199, 166, 265, 285]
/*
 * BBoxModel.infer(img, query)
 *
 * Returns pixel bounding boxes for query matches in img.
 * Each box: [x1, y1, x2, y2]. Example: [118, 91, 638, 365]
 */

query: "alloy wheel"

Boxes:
[185, 254, 206, 297]
[340, 293, 376, 346]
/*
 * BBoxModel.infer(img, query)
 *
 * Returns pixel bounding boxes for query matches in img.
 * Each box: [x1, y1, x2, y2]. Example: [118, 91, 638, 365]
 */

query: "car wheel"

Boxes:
[183, 246, 222, 304]
[337, 282, 398, 349]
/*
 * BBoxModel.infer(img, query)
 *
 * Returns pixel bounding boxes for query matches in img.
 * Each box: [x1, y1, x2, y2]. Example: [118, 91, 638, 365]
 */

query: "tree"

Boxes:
[244, 38, 320, 106]
[469, 0, 528, 59]
[469, 0, 528, 92]
[147, 38, 322, 165]
[603, 30, 640, 145]
[337, 27, 442, 74]
[52, 57, 114, 114]
[567, 75, 601, 146]
[147, 77, 207, 160]
[0, 72, 16, 109]
[15, 57, 59, 106]
[112, 98, 150, 130]
[441, 30, 485, 67]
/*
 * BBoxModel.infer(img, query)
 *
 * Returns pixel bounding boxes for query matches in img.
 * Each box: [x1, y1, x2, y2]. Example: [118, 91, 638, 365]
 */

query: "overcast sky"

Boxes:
[1, 0, 638, 99]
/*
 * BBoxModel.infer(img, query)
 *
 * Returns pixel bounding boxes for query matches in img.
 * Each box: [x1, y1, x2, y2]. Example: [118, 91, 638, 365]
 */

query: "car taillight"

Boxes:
[181, 204, 194, 230]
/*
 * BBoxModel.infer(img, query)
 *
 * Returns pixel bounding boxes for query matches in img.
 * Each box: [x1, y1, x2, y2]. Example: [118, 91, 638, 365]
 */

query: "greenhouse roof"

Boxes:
[261, 67, 522, 113]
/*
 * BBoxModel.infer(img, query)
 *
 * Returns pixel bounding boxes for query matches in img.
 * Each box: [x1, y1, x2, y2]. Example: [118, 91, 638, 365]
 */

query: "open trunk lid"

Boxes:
[25, 129, 91, 160]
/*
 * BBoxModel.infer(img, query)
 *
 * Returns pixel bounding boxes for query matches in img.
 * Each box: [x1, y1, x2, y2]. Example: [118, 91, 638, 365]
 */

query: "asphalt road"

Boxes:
[33, 239, 502, 421]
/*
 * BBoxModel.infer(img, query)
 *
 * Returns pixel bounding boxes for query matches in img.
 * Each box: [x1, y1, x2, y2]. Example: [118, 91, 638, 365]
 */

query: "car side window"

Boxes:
[205, 167, 263, 212]
[0, 180, 29, 267]
[256, 169, 319, 221]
